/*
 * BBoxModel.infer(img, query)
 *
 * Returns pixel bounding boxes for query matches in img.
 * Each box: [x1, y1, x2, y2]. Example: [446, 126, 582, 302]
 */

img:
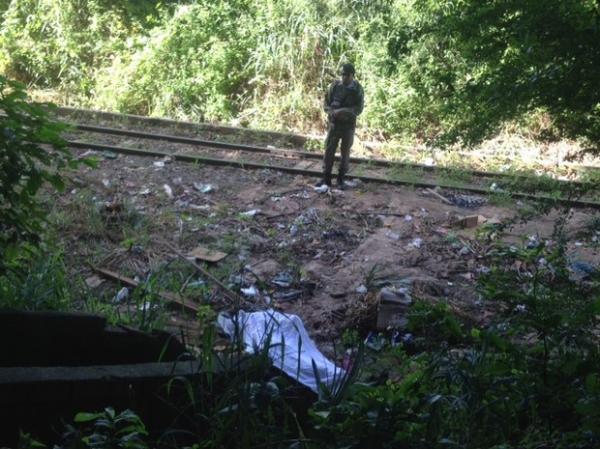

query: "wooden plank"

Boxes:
[0, 361, 203, 385]
[92, 266, 199, 313]
[425, 187, 453, 205]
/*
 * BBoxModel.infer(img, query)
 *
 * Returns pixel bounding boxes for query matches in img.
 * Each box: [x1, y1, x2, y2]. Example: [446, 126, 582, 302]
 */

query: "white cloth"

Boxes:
[217, 309, 345, 393]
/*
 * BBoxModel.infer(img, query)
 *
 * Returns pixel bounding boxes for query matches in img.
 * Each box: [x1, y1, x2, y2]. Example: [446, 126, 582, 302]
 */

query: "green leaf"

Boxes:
[74, 412, 102, 423]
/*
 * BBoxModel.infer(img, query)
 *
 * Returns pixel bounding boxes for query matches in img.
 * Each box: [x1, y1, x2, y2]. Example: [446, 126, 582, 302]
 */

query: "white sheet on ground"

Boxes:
[217, 309, 345, 393]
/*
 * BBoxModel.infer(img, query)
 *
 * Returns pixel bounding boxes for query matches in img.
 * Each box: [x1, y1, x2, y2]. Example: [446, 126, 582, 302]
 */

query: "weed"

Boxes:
[488, 190, 514, 207]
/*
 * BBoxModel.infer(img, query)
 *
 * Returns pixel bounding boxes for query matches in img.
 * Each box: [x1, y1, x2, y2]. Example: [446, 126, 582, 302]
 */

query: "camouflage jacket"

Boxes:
[324, 79, 364, 128]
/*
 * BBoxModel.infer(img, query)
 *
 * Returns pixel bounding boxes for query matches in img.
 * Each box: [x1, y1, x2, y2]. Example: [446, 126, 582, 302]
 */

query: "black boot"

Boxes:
[337, 174, 346, 190]
[315, 175, 332, 187]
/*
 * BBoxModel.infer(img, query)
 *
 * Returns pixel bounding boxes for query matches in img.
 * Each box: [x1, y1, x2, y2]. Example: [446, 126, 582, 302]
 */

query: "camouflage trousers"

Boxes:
[323, 124, 354, 179]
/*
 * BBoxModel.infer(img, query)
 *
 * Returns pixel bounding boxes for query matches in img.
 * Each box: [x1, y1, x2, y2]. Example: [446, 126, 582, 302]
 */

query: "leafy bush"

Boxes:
[0, 75, 79, 267]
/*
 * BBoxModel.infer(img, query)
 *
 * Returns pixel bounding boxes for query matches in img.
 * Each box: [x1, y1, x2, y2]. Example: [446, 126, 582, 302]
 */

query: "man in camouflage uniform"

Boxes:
[317, 63, 364, 189]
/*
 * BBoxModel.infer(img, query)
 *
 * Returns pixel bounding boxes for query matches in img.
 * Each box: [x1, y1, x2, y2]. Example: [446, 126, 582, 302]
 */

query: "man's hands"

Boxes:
[330, 108, 356, 121]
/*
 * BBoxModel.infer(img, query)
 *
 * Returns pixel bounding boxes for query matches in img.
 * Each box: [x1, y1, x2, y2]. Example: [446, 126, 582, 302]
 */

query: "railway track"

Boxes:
[55, 108, 600, 209]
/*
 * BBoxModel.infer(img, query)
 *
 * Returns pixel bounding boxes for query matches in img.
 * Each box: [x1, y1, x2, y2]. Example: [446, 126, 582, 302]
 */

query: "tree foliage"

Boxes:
[0, 75, 76, 268]
[1, 1, 599, 146]
[395, 0, 600, 147]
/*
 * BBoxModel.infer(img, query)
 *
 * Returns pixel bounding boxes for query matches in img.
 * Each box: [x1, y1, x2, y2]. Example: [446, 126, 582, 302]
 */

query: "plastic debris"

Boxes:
[408, 238, 423, 248]
[85, 275, 103, 289]
[113, 287, 129, 303]
[355, 284, 368, 294]
[385, 230, 400, 241]
[163, 184, 173, 198]
[193, 182, 215, 193]
[570, 261, 596, 278]
[364, 332, 386, 351]
[139, 188, 151, 195]
[272, 272, 294, 288]
[103, 151, 118, 159]
[404, 215, 413, 222]
[446, 193, 487, 209]
[102, 179, 111, 188]
[314, 184, 329, 193]
[187, 280, 206, 288]
[218, 310, 345, 393]
[290, 224, 299, 236]
[379, 287, 412, 305]
[241, 285, 259, 297]
[153, 161, 165, 168]
[241, 209, 261, 217]
[274, 290, 303, 301]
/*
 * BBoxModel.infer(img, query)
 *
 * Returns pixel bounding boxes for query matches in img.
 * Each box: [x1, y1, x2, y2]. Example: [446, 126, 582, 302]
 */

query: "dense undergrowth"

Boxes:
[2, 0, 599, 149]
[13, 224, 600, 448]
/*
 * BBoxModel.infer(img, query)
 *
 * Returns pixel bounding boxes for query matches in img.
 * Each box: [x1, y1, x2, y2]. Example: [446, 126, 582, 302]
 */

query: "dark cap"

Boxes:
[341, 63, 355, 75]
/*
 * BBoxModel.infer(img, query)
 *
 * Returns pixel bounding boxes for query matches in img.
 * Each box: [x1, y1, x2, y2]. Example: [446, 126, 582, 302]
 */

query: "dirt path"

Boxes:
[54, 140, 600, 350]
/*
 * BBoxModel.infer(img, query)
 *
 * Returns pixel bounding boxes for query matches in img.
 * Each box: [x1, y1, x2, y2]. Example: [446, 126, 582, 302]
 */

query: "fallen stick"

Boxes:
[163, 242, 243, 304]
[425, 187, 453, 205]
[92, 266, 199, 313]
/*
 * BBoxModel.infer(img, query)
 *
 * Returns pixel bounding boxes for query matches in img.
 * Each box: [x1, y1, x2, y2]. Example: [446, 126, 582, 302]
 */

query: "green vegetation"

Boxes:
[1, 0, 598, 150]
[18, 232, 600, 448]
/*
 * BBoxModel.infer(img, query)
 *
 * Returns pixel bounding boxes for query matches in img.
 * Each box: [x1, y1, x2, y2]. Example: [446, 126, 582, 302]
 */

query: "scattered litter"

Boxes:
[241, 209, 261, 217]
[490, 182, 502, 192]
[241, 285, 259, 297]
[364, 332, 386, 351]
[446, 193, 487, 209]
[272, 272, 294, 288]
[385, 230, 400, 241]
[377, 286, 411, 330]
[189, 204, 211, 210]
[163, 184, 173, 198]
[314, 184, 330, 193]
[103, 151, 118, 159]
[85, 275, 103, 289]
[575, 241, 583, 247]
[291, 190, 311, 199]
[78, 149, 97, 159]
[153, 161, 165, 168]
[379, 287, 412, 305]
[425, 187, 453, 205]
[570, 260, 596, 278]
[193, 182, 215, 193]
[527, 235, 540, 249]
[290, 224, 299, 236]
[218, 310, 345, 393]
[138, 303, 158, 312]
[404, 215, 413, 222]
[187, 280, 206, 288]
[187, 246, 228, 263]
[454, 215, 480, 229]
[355, 284, 368, 294]
[408, 238, 423, 248]
[102, 179, 111, 188]
[274, 290, 303, 301]
[113, 287, 129, 303]
[139, 188, 151, 195]
[344, 179, 360, 188]
[458, 246, 470, 256]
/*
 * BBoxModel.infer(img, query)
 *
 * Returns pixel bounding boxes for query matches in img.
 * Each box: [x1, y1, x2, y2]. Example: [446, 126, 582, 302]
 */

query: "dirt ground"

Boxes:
[54, 145, 600, 351]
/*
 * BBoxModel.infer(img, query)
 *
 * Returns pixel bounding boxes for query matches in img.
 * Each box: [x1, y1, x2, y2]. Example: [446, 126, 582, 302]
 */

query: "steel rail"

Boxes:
[68, 140, 600, 210]
[68, 122, 589, 187]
